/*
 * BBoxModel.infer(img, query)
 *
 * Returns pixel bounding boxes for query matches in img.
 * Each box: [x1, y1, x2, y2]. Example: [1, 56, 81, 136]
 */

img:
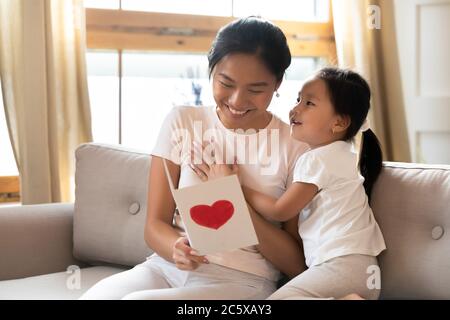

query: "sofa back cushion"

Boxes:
[73, 143, 450, 299]
[74, 143, 153, 267]
[372, 162, 450, 299]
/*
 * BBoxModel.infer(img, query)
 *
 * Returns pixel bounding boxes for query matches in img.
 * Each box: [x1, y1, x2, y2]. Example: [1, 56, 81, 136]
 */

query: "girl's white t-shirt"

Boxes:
[293, 141, 386, 267]
[151, 106, 308, 281]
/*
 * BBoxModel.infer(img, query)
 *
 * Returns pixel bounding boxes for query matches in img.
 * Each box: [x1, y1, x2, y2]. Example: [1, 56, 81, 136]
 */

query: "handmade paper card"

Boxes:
[163, 160, 258, 255]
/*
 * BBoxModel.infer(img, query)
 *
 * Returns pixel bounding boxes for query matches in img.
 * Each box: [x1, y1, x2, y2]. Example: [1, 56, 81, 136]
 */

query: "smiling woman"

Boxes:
[79, 16, 310, 300]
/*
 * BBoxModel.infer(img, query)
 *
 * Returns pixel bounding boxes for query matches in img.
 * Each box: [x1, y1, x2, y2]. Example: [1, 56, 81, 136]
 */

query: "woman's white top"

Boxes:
[152, 106, 308, 281]
[293, 141, 387, 267]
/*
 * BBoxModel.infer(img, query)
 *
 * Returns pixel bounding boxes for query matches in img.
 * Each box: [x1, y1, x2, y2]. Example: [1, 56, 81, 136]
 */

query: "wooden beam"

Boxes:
[85, 8, 334, 39]
[86, 9, 231, 35]
[85, 8, 336, 58]
[87, 30, 214, 53]
[288, 39, 337, 58]
[87, 30, 334, 57]
[0, 176, 20, 194]
[85, 6, 336, 60]
[0, 195, 20, 203]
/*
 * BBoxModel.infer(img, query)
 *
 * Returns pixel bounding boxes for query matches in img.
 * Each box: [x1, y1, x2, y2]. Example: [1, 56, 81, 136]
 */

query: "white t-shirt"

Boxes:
[151, 106, 308, 281]
[293, 141, 386, 267]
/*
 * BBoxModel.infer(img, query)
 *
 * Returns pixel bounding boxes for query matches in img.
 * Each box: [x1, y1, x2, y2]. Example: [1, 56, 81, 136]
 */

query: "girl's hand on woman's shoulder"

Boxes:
[190, 162, 239, 182]
[189, 140, 239, 182]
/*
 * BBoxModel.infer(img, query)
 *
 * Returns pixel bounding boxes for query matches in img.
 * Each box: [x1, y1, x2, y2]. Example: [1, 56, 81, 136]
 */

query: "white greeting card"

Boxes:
[163, 159, 258, 255]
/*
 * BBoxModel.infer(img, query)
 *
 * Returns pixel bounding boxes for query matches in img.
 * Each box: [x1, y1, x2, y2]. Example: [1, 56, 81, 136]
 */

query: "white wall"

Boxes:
[394, 0, 450, 164]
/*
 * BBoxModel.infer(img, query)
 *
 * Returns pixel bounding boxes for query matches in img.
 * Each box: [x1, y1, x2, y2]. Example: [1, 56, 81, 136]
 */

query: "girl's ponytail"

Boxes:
[359, 129, 383, 201]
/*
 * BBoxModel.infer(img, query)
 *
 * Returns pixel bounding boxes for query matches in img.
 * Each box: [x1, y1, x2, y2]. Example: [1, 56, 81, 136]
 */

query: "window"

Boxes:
[84, 0, 120, 10]
[0, 81, 20, 203]
[86, 0, 330, 22]
[86, 50, 120, 144]
[121, 52, 213, 151]
[0, 83, 18, 176]
[87, 51, 327, 151]
[121, 0, 233, 17]
[85, 1, 336, 151]
[233, 0, 329, 22]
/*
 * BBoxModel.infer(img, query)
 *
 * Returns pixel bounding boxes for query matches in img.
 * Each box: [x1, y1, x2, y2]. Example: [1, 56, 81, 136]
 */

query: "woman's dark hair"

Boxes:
[316, 67, 383, 201]
[208, 17, 291, 82]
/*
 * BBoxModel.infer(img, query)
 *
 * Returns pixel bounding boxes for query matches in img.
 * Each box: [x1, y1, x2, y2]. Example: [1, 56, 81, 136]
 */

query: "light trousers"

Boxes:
[79, 255, 276, 300]
[268, 254, 381, 300]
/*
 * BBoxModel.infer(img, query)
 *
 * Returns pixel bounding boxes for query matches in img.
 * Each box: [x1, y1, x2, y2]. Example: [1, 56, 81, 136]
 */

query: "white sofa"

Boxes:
[0, 143, 449, 299]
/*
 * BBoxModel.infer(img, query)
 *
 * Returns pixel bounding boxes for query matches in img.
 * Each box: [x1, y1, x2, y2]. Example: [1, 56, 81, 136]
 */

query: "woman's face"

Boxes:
[212, 53, 279, 130]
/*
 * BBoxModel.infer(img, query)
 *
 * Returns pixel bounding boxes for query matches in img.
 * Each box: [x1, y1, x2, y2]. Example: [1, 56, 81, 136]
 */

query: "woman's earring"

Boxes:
[275, 91, 280, 98]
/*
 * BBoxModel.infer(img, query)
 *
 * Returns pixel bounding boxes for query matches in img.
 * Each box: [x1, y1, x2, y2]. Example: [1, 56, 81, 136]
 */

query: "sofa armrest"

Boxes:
[0, 203, 87, 280]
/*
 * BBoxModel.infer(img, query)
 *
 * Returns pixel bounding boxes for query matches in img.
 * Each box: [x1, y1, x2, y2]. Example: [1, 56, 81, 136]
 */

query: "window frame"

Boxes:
[85, 7, 337, 60]
[0, 176, 20, 203]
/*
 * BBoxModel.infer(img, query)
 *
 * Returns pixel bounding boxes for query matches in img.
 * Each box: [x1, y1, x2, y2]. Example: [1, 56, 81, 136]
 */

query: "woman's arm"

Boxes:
[247, 204, 306, 278]
[242, 182, 318, 221]
[145, 156, 207, 270]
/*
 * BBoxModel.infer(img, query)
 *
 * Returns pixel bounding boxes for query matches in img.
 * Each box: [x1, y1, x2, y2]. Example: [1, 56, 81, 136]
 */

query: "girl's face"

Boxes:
[289, 78, 345, 148]
[212, 53, 280, 131]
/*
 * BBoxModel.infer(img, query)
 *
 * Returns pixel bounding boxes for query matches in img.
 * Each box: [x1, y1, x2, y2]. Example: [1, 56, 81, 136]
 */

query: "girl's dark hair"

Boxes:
[208, 17, 291, 82]
[316, 67, 383, 201]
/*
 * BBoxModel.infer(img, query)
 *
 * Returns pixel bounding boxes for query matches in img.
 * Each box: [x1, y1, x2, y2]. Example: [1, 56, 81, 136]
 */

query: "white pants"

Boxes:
[268, 254, 381, 300]
[79, 255, 276, 300]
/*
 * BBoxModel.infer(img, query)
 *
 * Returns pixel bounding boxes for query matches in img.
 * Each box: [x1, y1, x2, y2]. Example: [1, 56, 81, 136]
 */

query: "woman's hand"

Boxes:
[172, 236, 209, 271]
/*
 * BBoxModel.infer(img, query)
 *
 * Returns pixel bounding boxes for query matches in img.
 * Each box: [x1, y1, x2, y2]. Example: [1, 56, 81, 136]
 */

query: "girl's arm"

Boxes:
[191, 161, 318, 221]
[191, 163, 306, 278]
[190, 161, 309, 277]
[145, 156, 207, 270]
[242, 182, 318, 221]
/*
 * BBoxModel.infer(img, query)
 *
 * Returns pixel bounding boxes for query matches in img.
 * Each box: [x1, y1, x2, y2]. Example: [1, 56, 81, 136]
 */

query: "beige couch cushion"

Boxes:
[72, 143, 450, 299]
[73, 143, 153, 267]
[372, 162, 450, 299]
[0, 266, 126, 300]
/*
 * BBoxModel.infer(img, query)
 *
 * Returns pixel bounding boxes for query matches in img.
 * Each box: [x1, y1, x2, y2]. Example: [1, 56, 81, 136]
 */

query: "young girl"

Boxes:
[192, 67, 387, 300]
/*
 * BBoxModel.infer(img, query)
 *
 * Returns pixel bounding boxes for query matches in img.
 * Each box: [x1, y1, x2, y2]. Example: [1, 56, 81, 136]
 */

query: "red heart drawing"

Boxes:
[190, 200, 234, 230]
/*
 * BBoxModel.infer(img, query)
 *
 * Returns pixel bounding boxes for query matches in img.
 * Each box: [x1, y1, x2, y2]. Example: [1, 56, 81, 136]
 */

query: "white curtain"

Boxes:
[331, 0, 410, 161]
[0, 0, 93, 204]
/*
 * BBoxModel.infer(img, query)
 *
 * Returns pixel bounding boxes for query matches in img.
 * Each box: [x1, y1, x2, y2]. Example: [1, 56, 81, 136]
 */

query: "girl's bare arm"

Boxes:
[242, 182, 318, 221]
